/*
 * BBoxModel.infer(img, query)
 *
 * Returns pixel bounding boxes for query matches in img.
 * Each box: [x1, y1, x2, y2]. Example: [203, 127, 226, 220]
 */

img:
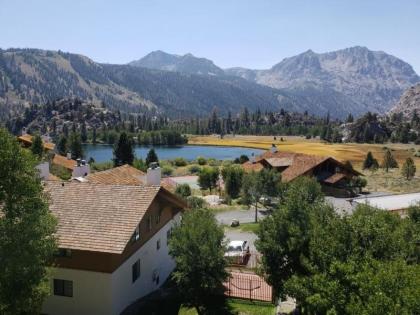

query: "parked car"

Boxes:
[225, 240, 250, 265]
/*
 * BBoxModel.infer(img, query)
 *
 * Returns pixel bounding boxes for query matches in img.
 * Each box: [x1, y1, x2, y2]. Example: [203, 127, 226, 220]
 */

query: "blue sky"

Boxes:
[1, 0, 419, 72]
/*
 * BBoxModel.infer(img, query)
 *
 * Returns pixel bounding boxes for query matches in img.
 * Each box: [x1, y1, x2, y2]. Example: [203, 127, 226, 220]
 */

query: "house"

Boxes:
[243, 144, 362, 196]
[85, 164, 175, 190]
[41, 166, 187, 315]
[18, 134, 55, 151]
[351, 192, 420, 217]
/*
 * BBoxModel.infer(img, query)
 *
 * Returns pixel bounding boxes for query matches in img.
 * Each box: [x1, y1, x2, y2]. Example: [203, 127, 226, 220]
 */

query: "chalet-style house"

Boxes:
[41, 165, 186, 315]
[243, 145, 362, 196]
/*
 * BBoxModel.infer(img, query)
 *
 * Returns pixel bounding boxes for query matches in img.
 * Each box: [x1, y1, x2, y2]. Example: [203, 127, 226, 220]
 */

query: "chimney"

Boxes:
[270, 144, 278, 153]
[67, 152, 72, 160]
[146, 162, 161, 186]
[36, 162, 50, 180]
[250, 153, 256, 164]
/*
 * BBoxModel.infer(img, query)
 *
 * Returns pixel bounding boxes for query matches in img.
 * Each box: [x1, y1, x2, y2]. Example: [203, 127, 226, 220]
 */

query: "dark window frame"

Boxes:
[53, 279, 73, 297]
[132, 259, 141, 283]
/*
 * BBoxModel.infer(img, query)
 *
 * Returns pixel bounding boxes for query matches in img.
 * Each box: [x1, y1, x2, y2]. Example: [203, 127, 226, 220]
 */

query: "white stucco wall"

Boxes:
[111, 212, 181, 315]
[42, 268, 112, 315]
[42, 213, 181, 315]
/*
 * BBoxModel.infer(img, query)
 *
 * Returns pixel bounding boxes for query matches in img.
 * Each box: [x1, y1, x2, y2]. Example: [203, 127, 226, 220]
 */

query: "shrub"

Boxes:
[175, 183, 192, 198]
[196, 156, 207, 165]
[188, 165, 201, 174]
[173, 157, 188, 167]
[207, 158, 219, 166]
[90, 161, 114, 172]
[162, 165, 174, 176]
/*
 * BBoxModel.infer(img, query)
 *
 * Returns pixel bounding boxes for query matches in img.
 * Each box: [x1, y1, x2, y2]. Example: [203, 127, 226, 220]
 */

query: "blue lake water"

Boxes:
[83, 144, 264, 163]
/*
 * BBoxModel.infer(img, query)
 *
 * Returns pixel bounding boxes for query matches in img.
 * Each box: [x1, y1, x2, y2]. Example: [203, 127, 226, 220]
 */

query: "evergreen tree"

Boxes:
[381, 149, 398, 172]
[30, 134, 44, 159]
[80, 122, 88, 142]
[113, 132, 135, 166]
[363, 151, 379, 170]
[0, 128, 57, 314]
[145, 148, 159, 167]
[401, 157, 416, 180]
[56, 136, 67, 156]
[346, 113, 354, 123]
[92, 127, 97, 144]
[68, 132, 83, 160]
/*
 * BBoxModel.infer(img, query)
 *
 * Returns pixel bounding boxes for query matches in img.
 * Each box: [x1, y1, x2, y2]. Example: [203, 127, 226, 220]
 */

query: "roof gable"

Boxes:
[45, 182, 161, 254]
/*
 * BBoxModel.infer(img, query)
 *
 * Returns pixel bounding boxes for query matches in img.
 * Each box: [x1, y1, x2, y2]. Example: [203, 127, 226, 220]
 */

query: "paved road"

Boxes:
[215, 206, 269, 225]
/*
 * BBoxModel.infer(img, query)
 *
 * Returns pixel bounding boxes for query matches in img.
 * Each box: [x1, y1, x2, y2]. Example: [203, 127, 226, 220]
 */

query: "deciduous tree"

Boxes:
[0, 128, 57, 314]
[169, 208, 227, 314]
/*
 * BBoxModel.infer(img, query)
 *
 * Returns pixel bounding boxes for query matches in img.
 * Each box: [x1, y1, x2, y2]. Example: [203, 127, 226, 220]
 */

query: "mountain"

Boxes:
[389, 84, 420, 117]
[227, 47, 420, 115]
[1, 47, 418, 119]
[129, 50, 225, 76]
[0, 48, 303, 118]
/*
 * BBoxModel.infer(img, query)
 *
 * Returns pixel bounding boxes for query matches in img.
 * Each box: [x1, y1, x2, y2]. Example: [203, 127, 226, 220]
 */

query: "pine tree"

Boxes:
[363, 151, 378, 170]
[80, 122, 88, 142]
[56, 136, 67, 155]
[145, 148, 159, 167]
[30, 134, 44, 159]
[68, 132, 83, 160]
[381, 149, 398, 172]
[401, 157, 416, 180]
[113, 132, 135, 166]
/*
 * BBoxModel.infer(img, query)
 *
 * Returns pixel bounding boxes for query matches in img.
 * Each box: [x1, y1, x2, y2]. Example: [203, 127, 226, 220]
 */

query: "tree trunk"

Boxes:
[254, 200, 258, 223]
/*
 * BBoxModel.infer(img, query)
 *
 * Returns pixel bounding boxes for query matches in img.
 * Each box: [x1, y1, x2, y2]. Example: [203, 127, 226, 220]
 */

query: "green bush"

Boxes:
[162, 165, 174, 176]
[173, 157, 188, 167]
[90, 161, 114, 172]
[207, 158, 219, 166]
[196, 156, 207, 165]
[175, 183, 192, 198]
[188, 165, 201, 174]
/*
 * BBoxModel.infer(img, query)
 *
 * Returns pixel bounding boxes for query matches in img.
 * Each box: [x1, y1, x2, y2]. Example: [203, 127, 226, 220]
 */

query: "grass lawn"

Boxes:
[225, 222, 260, 234]
[179, 299, 276, 315]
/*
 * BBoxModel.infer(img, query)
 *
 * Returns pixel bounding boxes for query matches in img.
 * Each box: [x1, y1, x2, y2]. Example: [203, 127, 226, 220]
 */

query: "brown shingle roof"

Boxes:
[243, 151, 360, 182]
[52, 154, 76, 171]
[86, 164, 145, 185]
[45, 181, 161, 254]
[18, 134, 55, 151]
[323, 173, 346, 184]
[86, 164, 176, 190]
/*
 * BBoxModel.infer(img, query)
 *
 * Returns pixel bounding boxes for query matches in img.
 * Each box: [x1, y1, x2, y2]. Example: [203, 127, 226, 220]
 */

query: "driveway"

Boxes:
[224, 229, 258, 252]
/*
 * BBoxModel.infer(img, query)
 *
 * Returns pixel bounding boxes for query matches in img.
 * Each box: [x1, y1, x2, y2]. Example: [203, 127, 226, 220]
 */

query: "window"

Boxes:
[131, 225, 140, 243]
[54, 248, 72, 258]
[53, 279, 73, 297]
[155, 213, 161, 224]
[132, 259, 141, 283]
[148, 216, 152, 231]
[156, 239, 161, 250]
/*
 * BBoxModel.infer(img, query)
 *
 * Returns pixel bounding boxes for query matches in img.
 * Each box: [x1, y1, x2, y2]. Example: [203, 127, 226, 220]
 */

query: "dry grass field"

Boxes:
[189, 135, 420, 193]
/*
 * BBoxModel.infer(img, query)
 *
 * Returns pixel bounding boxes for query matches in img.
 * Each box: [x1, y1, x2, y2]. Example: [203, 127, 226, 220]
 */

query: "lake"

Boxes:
[83, 144, 264, 163]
